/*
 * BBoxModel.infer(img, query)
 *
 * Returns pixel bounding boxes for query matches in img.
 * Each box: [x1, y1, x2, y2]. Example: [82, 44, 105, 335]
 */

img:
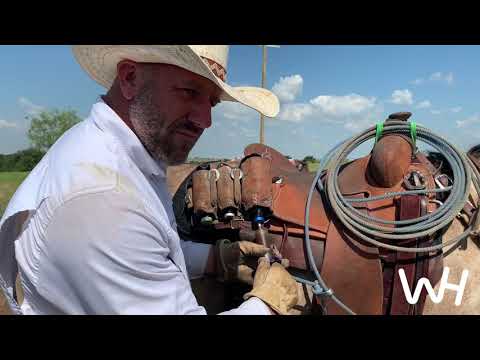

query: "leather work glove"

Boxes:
[216, 239, 289, 285]
[0, 289, 13, 315]
[243, 258, 299, 315]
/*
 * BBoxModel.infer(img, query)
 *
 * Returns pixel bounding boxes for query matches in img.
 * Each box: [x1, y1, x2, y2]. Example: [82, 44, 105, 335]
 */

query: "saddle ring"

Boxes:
[434, 174, 453, 189]
[261, 152, 272, 160]
[209, 169, 220, 182]
[403, 170, 426, 190]
[230, 168, 243, 180]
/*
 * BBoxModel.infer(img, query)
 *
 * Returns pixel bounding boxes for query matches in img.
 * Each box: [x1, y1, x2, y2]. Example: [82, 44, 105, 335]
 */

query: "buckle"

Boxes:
[403, 170, 426, 190]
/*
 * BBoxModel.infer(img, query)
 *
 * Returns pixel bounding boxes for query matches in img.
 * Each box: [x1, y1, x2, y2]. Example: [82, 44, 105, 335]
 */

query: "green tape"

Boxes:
[410, 121, 417, 149]
[375, 122, 384, 144]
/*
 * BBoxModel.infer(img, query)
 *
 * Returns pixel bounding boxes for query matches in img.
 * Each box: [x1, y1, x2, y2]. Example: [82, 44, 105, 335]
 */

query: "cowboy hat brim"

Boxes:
[72, 45, 280, 118]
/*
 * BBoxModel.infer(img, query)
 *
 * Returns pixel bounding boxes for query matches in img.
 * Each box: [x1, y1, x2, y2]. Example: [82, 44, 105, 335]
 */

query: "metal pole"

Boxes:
[257, 45, 279, 145]
[260, 45, 267, 144]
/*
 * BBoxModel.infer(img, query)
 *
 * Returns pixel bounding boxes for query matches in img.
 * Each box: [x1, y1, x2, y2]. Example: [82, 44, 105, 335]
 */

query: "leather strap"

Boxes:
[209, 164, 218, 210]
[232, 168, 242, 207]
[389, 195, 422, 315]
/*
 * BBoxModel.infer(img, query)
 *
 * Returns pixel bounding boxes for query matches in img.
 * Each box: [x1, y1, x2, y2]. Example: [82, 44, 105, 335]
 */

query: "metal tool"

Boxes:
[253, 207, 283, 263]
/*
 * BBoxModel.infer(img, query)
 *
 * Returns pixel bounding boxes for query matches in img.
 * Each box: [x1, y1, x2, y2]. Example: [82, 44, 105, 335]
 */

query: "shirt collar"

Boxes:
[89, 101, 167, 178]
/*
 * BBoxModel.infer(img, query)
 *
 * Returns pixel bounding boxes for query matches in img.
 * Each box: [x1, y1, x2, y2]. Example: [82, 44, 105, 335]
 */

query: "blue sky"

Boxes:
[1, 45, 480, 160]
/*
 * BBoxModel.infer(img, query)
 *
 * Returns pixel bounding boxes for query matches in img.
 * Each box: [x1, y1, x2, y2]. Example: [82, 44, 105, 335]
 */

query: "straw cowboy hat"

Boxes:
[72, 45, 280, 118]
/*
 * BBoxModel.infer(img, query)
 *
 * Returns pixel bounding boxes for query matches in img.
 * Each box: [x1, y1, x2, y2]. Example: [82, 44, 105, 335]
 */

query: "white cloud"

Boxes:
[445, 72, 454, 85]
[277, 103, 314, 122]
[238, 127, 257, 138]
[430, 110, 442, 115]
[0, 120, 17, 128]
[211, 101, 263, 140]
[214, 101, 257, 121]
[18, 97, 45, 116]
[271, 74, 303, 103]
[344, 118, 376, 132]
[451, 106, 462, 113]
[227, 116, 259, 139]
[410, 78, 424, 86]
[429, 72, 454, 85]
[277, 93, 382, 133]
[410, 72, 454, 86]
[391, 89, 413, 105]
[456, 114, 480, 128]
[416, 100, 432, 109]
[430, 72, 442, 81]
[310, 94, 376, 116]
[277, 94, 377, 123]
[271, 75, 381, 132]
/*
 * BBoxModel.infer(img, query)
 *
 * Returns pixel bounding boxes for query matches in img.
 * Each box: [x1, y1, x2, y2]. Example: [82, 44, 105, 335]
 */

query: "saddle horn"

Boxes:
[368, 112, 414, 187]
[387, 111, 412, 122]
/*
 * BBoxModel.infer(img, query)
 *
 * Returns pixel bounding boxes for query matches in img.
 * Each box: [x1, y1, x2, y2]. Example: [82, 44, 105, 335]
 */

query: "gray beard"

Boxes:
[129, 86, 190, 166]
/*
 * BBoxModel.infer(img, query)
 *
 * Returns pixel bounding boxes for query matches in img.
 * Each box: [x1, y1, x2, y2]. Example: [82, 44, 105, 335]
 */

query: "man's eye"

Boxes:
[181, 88, 198, 97]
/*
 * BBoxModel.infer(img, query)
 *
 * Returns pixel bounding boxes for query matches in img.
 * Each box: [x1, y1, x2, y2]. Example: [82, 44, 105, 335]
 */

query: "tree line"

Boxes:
[0, 110, 81, 172]
[1, 108, 321, 172]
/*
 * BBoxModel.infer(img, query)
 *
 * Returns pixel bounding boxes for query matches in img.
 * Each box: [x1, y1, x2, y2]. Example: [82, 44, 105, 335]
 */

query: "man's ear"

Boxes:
[117, 60, 141, 101]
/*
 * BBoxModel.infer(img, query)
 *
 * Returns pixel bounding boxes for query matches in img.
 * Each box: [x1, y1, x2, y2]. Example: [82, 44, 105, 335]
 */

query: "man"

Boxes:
[0, 45, 298, 315]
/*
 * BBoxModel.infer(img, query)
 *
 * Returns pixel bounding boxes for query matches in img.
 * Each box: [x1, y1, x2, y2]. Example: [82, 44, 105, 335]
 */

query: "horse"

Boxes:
[421, 147, 480, 314]
[168, 114, 480, 315]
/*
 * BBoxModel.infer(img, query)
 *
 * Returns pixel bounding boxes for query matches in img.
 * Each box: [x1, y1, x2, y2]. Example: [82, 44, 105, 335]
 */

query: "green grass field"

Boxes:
[0, 172, 29, 219]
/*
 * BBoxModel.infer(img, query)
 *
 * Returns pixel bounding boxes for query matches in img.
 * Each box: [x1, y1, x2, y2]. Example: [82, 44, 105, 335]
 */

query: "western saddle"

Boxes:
[174, 112, 472, 315]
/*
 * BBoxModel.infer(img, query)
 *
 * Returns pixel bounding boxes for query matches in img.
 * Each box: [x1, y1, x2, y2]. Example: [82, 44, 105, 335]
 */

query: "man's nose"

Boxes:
[189, 98, 212, 129]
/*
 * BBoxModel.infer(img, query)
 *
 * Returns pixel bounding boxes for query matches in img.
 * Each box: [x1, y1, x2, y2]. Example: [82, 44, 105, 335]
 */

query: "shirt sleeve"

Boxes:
[179, 239, 212, 280]
[37, 190, 270, 315]
[220, 297, 272, 315]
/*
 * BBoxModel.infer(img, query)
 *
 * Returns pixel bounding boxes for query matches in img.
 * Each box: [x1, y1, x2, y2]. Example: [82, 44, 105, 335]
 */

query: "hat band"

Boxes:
[201, 56, 227, 82]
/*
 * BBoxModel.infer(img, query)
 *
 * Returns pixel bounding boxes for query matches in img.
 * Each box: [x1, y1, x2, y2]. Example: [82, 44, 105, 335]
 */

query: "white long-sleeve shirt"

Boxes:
[0, 101, 270, 315]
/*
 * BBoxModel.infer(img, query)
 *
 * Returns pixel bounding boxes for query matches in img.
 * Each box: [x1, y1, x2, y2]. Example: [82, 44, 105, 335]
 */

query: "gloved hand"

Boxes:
[0, 289, 13, 315]
[243, 258, 299, 315]
[216, 239, 288, 285]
